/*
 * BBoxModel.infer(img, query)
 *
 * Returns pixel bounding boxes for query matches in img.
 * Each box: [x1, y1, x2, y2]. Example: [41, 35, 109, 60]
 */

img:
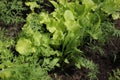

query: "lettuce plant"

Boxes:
[0, 27, 52, 80]
[15, 0, 120, 80]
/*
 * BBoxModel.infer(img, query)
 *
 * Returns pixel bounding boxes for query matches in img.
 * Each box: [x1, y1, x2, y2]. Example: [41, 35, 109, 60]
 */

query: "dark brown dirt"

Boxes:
[0, 20, 24, 37]
[50, 67, 89, 80]
[115, 19, 120, 30]
[49, 50, 114, 80]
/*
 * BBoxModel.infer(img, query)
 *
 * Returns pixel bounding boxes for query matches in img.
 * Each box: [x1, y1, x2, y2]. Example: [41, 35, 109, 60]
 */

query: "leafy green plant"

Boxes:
[0, 62, 52, 80]
[0, 28, 14, 63]
[0, 27, 52, 80]
[15, 0, 120, 80]
[109, 68, 120, 80]
[101, 0, 120, 20]
[15, 1, 100, 79]
[0, 0, 25, 24]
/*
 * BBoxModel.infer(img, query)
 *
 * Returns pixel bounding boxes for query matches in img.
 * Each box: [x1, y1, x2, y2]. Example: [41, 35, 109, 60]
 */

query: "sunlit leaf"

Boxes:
[16, 38, 35, 55]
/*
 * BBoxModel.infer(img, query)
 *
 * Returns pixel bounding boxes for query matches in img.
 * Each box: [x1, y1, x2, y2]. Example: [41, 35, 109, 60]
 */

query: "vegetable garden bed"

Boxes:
[0, 0, 120, 80]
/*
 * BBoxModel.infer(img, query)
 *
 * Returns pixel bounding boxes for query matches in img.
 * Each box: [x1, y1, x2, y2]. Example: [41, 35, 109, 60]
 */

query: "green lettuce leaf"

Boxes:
[16, 38, 36, 55]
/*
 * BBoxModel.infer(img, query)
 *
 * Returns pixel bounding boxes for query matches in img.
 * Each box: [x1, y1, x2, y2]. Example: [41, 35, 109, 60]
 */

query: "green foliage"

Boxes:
[0, 27, 52, 80]
[113, 29, 120, 38]
[15, 1, 100, 79]
[75, 57, 98, 79]
[25, 1, 39, 12]
[16, 38, 36, 55]
[15, 0, 120, 79]
[0, 62, 52, 80]
[0, 28, 14, 63]
[101, 0, 120, 20]
[0, 0, 25, 24]
[0, 0, 119, 79]
[109, 68, 120, 80]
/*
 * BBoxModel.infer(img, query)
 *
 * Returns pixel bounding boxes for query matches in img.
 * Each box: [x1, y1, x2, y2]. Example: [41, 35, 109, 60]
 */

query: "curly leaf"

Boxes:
[16, 38, 36, 55]
[101, 0, 120, 15]
[82, 0, 97, 11]
[33, 32, 42, 46]
[25, 2, 39, 12]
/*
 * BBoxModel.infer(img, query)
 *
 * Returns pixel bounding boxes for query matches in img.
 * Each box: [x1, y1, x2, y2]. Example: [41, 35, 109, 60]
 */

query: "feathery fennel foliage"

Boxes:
[0, 0, 25, 24]
[109, 68, 120, 80]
